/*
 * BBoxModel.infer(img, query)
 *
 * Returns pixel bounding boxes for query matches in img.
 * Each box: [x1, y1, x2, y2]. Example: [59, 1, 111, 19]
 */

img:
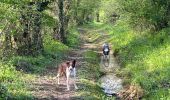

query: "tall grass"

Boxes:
[107, 19, 170, 99]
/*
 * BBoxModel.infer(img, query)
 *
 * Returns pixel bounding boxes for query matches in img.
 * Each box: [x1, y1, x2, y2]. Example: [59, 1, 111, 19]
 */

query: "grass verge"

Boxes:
[107, 19, 170, 99]
[80, 21, 170, 99]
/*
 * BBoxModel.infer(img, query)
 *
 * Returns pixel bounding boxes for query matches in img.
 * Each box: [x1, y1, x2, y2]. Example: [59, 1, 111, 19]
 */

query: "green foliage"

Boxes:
[42, 12, 57, 27]
[0, 62, 34, 99]
[0, 0, 26, 5]
[100, 0, 119, 23]
[66, 27, 80, 47]
[0, 0, 107, 99]
[0, 32, 71, 99]
[78, 0, 101, 13]
[71, 0, 101, 24]
[44, 32, 69, 56]
[117, 0, 170, 31]
[2, 0, 170, 99]
[0, 2, 19, 22]
[0, 83, 8, 99]
[11, 55, 53, 73]
[109, 20, 170, 99]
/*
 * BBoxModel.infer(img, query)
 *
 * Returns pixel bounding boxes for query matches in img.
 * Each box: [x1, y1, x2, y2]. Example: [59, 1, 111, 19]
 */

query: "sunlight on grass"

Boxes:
[0, 62, 35, 99]
[108, 19, 170, 99]
[66, 27, 80, 47]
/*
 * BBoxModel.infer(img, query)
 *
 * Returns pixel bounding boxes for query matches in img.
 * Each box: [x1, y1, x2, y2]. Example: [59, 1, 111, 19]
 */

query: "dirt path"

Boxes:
[99, 49, 123, 96]
[30, 25, 123, 100]
[29, 28, 91, 100]
[29, 48, 84, 100]
[83, 29, 123, 96]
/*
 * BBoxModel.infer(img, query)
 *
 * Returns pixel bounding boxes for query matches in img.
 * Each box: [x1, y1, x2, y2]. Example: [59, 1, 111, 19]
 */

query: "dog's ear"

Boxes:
[66, 61, 70, 65]
[73, 60, 76, 64]
[72, 60, 76, 68]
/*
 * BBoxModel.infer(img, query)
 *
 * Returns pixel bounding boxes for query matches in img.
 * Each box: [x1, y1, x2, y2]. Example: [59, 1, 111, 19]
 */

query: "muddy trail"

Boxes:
[29, 26, 123, 100]
[99, 50, 123, 96]
[81, 27, 123, 96]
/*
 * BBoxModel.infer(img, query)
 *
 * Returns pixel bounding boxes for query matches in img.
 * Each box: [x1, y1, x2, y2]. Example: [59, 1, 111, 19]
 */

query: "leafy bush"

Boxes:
[0, 62, 34, 99]
[117, 0, 170, 31]
[0, 83, 8, 99]
[66, 27, 80, 47]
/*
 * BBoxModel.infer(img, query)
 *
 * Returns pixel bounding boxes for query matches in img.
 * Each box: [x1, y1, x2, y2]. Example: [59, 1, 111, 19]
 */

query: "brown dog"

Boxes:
[57, 60, 78, 90]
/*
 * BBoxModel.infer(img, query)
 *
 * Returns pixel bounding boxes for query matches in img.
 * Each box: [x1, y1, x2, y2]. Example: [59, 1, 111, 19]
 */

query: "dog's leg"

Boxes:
[66, 76, 70, 91]
[66, 68, 70, 91]
[73, 78, 78, 90]
[73, 68, 78, 90]
[57, 74, 60, 84]
[107, 55, 109, 62]
[102, 54, 105, 63]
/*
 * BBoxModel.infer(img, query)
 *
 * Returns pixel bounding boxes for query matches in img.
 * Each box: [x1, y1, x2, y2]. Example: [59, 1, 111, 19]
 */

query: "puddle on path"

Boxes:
[99, 52, 123, 96]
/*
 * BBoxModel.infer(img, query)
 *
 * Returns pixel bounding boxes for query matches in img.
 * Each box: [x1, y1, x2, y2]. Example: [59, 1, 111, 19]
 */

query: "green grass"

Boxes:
[0, 62, 34, 99]
[84, 31, 101, 43]
[80, 20, 170, 99]
[66, 27, 80, 48]
[0, 44, 68, 99]
[0, 25, 79, 99]
[83, 50, 99, 63]
[75, 50, 115, 100]
[106, 19, 170, 99]
[80, 22, 111, 31]
[1, 12, 169, 99]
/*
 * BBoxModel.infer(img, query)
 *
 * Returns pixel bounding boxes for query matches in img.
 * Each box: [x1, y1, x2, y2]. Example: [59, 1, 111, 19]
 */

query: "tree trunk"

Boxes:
[58, 0, 66, 43]
[32, 12, 43, 55]
[75, 0, 81, 24]
[57, 0, 72, 44]
[96, 12, 100, 22]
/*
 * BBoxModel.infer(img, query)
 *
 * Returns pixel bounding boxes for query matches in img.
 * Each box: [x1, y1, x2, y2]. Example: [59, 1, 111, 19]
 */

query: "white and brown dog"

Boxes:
[57, 60, 78, 91]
